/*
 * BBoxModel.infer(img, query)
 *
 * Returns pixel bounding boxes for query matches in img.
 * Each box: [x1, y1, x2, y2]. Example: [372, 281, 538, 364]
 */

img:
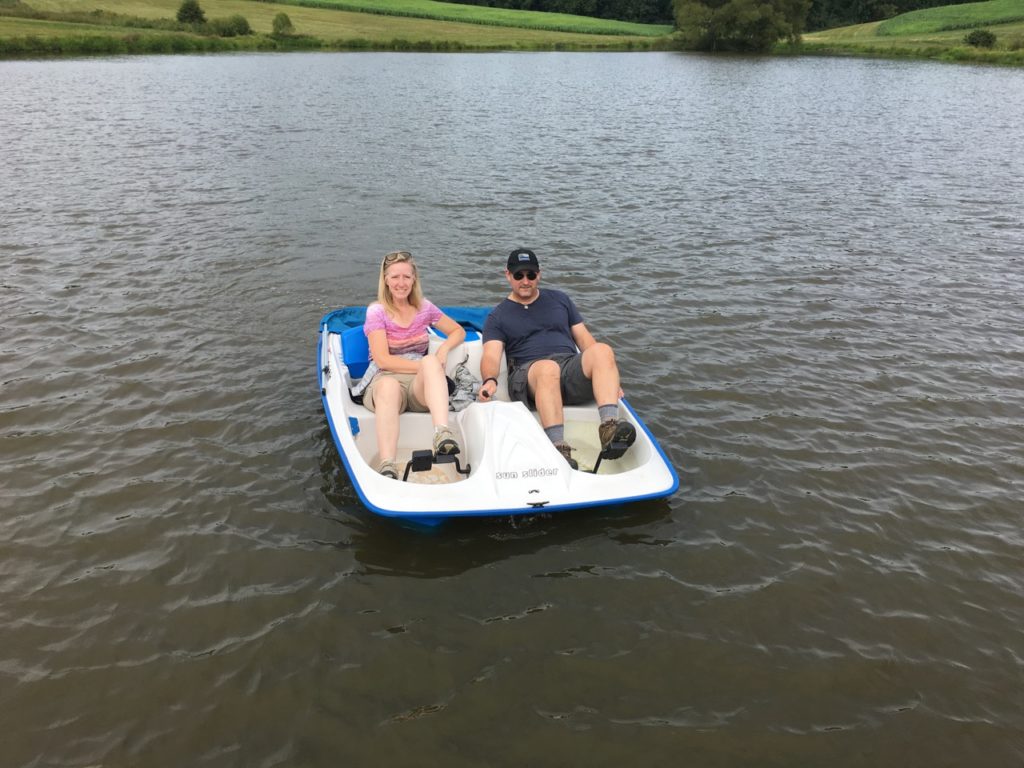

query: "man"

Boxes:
[478, 248, 636, 469]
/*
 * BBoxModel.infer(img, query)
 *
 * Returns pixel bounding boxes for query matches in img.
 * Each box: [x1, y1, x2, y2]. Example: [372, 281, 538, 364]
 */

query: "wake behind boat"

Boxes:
[318, 306, 678, 524]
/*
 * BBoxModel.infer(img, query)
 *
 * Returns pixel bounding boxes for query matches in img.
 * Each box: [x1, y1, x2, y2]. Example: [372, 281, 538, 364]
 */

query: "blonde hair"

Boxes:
[377, 251, 423, 314]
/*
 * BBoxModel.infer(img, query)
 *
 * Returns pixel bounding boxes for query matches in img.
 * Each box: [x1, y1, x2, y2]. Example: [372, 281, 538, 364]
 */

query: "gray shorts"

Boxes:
[507, 353, 593, 408]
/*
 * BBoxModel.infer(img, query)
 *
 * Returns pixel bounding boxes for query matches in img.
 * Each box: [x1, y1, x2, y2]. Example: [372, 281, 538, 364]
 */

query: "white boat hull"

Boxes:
[318, 308, 678, 523]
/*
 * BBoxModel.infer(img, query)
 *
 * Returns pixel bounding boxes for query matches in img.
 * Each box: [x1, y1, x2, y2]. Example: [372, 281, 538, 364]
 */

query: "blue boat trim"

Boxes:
[320, 306, 490, 335]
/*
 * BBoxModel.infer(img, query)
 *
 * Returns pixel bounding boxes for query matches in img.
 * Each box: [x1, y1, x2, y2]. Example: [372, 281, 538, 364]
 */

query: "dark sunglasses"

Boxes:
[512, 270, 537, 281]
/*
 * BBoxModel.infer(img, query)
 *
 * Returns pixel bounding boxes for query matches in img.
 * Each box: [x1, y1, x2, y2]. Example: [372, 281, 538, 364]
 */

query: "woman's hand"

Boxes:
[435, 348, 449, 369]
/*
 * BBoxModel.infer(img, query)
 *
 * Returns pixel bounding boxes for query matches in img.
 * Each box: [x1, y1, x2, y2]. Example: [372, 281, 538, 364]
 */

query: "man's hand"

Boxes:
[478, 378, 498, 401]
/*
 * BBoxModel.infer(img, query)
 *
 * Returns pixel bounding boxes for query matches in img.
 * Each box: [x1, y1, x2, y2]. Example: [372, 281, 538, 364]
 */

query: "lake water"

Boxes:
[2, 51, 1023, 766]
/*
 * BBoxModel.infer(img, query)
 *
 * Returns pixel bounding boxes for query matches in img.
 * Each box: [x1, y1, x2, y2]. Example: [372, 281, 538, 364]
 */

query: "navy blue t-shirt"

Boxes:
[483, 289, 584, 367]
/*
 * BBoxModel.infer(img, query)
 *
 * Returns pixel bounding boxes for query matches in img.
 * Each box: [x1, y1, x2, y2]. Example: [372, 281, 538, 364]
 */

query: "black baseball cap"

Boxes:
[507, 248, 540, 273]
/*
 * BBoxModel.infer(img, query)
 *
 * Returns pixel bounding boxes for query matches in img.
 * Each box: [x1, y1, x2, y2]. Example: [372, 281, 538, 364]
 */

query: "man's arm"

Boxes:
[570, 322, 597, 353]
[478, 339, 504, 401]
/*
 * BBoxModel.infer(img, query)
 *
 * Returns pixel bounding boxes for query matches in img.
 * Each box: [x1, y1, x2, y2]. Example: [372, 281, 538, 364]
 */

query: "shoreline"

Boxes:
[4, 37, 1023, 66]
[780, 40, 1024, 67]
[0, 35, 672, 57]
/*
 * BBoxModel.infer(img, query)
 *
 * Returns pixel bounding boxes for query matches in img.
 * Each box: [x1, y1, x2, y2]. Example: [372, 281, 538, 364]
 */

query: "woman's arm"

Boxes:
[366, 328, 422, 374]
[431, 314, 466, 367]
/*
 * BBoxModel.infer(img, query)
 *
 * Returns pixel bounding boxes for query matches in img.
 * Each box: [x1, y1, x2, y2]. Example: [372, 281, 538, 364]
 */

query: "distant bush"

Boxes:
[209, 14, 252, 36]
[674, 0, 811, 52]
[176, 0, 206, 24]
[272, 12, 295, 36]
[963, 28, 996, 47]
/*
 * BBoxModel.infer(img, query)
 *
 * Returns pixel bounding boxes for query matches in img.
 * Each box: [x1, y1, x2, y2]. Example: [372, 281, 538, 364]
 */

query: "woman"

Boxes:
[362, 251, 465, 479]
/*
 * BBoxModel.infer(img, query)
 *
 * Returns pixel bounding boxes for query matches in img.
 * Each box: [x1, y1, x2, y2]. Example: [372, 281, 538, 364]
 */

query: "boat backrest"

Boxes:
[432, 327, 481, 343]
[341, 326, 370, 379]
[428, 330, 511, 401]
[343, 323, 488, 388]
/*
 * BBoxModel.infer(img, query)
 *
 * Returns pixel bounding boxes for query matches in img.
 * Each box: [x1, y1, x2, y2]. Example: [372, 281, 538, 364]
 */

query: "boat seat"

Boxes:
[342, 324, 515, 404]
[341, 326, 370, 379]
[344, 324, 478, 381]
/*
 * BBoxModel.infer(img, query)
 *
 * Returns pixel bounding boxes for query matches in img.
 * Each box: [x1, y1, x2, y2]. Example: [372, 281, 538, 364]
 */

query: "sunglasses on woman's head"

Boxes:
[382, 251, 412, 266]
[512, 270, 537, 281]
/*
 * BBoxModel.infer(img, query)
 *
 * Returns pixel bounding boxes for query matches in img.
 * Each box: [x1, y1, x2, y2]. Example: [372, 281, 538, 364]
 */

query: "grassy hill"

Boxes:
[798, 0, 1024, 65]
[0, 0, 674, 55]
[3, 0, 1024, 64]
[265, 0, 673, 36]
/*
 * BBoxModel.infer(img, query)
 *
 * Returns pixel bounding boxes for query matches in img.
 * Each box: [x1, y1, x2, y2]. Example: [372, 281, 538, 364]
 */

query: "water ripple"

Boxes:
[2, 52, 1024, 768]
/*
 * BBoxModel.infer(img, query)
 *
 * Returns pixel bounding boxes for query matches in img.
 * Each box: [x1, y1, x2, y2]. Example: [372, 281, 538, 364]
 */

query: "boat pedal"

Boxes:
[402, 450, 436, 481]
[591, 440, 631, 474]
[435, 452, 471, 476]
[402, 449, 472, 480]
[601, 440, 631, 461]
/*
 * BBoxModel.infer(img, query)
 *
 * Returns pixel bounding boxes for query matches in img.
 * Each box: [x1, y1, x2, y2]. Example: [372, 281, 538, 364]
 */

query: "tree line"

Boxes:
[446, 0, 977, 46]
[442, 0, 676, 24]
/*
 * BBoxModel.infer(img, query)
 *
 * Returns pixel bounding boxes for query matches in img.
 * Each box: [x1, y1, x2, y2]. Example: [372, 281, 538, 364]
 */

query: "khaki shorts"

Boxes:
[362, 371, 428, 413]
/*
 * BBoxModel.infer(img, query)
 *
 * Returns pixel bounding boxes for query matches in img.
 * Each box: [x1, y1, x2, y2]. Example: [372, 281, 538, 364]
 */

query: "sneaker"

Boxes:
[598, 418, 636, 456]
[433, 426, 460, 456]
[378, 459, 398, 480]
[554, 441, 578, 470]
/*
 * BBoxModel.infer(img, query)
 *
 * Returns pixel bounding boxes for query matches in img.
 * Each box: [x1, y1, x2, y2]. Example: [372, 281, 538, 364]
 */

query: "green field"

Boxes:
[0, 0, 674, 55]
[269, 0, 673, 36]
[799, 0, 1024, 65]
[877, 0, 1024, 35]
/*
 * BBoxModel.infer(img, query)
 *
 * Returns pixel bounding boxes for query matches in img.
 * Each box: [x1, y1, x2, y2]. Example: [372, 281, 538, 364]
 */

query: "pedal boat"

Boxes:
[318, 307, 678, 525]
